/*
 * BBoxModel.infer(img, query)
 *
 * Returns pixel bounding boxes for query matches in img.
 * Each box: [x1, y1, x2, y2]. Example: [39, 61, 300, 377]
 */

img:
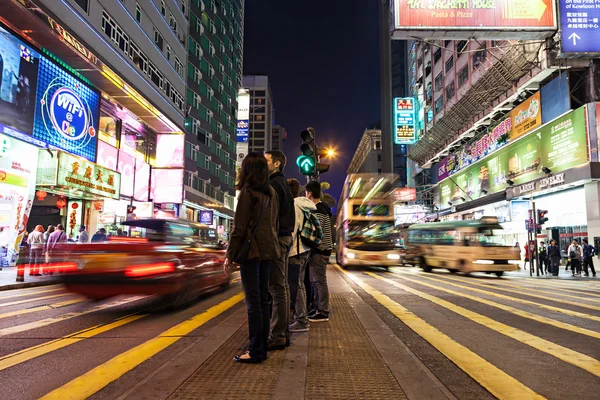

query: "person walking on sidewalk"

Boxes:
[306, 181, 333, 323]
[538, 241, 548, 275]
[582, 239, 597, 277]
[78, 226, 89, 243]
[225, 153, 280, 364]
[568, 239, 583, 277]
[27, 225, 45, 276]
[287, 178, 318, 333]
[264, 150, 295, 350]
[548, 240, 561, 276]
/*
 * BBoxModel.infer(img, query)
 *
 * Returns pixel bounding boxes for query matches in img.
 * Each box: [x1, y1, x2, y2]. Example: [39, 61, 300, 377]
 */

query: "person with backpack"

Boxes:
[305, 181, 333, 323]
[582, 238, 596, 277]
[286, 178, 320, 333]
[568, 239, 583, 277]
[264, 150, 295, 350]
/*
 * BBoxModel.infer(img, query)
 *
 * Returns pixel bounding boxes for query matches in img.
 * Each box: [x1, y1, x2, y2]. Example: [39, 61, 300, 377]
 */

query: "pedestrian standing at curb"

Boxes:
[305, 181, 333, 323]
[264, 151, 295, 351]
[538, 241, 548, 275]
[225, 153, 280, 364]
[27, 225, 45, 276]
[548, 240, 561, 277]
[582, 238, 597, 277]
[568, 239, 583, 277]
[287, 178, 319, 333]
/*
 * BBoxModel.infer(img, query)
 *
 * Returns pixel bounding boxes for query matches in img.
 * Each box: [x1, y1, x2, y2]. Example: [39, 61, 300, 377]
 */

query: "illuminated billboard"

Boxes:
[236, 90, 250, 144]
[151, 168, 184, 204]
[394, 97, 416, 144]
[156, 134, 184, 168]
[392, 0, 557, 39]
[0, 24, 100, 160]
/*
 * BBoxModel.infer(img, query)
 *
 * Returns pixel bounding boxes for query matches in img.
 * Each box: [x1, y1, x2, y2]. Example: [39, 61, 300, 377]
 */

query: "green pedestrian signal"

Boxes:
[297, 155, 315, 175]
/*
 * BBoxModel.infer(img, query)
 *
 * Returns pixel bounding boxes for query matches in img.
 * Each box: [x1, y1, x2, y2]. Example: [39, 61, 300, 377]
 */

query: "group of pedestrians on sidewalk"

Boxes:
[225, 151, 333, 364]
[567, 239, 596, 277]
[524, 239, 596, 277]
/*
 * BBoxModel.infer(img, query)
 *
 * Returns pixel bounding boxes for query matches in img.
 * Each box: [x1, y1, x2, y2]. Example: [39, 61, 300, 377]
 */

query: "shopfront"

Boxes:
[0, 134, 39, 266]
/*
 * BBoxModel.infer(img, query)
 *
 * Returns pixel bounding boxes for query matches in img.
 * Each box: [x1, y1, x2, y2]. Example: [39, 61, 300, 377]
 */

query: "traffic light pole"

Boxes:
[533, 201, 539, 276]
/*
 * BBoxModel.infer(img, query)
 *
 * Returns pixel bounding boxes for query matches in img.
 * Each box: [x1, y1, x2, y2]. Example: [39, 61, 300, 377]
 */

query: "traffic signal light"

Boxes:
[297, 128, 317, 176]
[537, 209, 549, 225]
[127, 205, 137, 214]
[296, 154, 316, 175]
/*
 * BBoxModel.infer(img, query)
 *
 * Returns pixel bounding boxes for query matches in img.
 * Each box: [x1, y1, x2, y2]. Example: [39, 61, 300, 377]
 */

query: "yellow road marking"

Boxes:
[0, 286, 63, 300]
[0, 296, 146, 337]
[478, 280, 600, 302]
[336, 267, 544, 400]
[0, 293, 72, 308]
[442, 275, 600, 312]
[388, 272, 600, 340]
[0, 315, 146, 372]
[0, 297, 86, 320]
[40, 292, 245, 400]
[367, 272, 600, 377]
[393, 270, 600, 323]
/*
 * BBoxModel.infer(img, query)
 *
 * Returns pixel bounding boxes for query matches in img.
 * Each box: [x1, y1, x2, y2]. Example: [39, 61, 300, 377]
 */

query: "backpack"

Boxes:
[298, 210, 323, 251]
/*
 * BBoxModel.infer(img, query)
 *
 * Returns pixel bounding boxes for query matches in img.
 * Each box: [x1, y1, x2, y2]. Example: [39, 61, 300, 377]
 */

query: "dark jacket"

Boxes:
[269, 171, 295, 237]
[313, 201, 333, 256]
[91, 232, 107, 243]
[583, 244, 596, 259]
[226, 186, 280, 262]
[548, 244, 561, 259]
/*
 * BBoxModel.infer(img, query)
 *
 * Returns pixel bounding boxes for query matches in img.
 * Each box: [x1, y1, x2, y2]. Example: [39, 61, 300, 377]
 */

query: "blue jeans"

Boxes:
[240, 259, 270, 360]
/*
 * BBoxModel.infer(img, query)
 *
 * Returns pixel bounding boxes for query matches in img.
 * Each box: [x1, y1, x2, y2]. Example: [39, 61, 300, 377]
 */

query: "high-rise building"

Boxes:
[271, 125, 286, 152]
[391, 40, 409, 188]
[242, 75, 274, 154]
[347, 129, 383, 175]
[183, 0, 245, 236]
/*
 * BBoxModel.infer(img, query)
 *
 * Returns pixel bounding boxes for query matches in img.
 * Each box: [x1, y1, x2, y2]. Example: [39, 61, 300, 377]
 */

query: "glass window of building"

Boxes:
[435, 96, 444, 114]
[434, 48, 442, 63]
[473, 45, 487, 70]
[457, 40, 468, 55]
[135, 3, 142, 23]
[435, 72, 443, 92]
[166, 44, 171, 61]
[154, 29, 164, 51]
[74, 0, 89, 13]
[99, 113, 119, 147]
[161, 0, 166, 16]
[445, 81, 455, 100]
[445, 56, 454, 73]
[255, 90, 266, 97]
[458, 66, 469, 87]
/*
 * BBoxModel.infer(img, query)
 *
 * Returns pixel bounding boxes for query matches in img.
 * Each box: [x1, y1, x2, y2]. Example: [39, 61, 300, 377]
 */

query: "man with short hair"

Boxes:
[568, 239, 583, 277]
[264, 150, 295, 349]
[582, 239, 596, 277]
[548, 240, 561, 276]
[305, 181, 332, 322]
[78, 226, 89, 243]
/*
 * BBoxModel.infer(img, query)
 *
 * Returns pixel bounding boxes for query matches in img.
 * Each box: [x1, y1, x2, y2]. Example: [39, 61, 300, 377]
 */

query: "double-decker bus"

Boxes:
[335, 174, 402, 269]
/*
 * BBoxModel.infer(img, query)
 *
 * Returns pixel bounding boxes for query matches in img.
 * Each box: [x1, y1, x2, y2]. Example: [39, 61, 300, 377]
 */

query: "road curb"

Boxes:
[0, 279, 56, 292]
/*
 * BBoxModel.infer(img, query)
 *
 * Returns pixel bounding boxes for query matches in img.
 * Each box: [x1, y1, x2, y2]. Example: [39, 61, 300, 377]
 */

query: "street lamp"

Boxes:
[326, 148, 336, 158]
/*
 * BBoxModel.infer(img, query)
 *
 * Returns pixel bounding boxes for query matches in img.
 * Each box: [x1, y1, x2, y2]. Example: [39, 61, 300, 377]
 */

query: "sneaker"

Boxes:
[308, 313, 329, 323]
[307, 309, 318, 318]
[289, 321, 310, 332]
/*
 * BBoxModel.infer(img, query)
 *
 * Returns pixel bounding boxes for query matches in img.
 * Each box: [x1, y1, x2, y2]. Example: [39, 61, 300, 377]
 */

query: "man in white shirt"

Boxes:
[568, 239, 583, 277]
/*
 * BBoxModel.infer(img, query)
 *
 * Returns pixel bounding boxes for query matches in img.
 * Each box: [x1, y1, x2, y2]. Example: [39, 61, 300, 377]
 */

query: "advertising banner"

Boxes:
[541, 74, 570, 124]
[36, 151, 121, 200]
[236, 91, 250, 144]
[439, 106, 588, 206]
[96, 141, 118, 171]
[560, 0, 600, 54]
[199, 210, 214, 225]
[134, 158, 150, 202]
[155, 134, 184, 168]
[0, 133, 39, 265]
[0, 24, 100, 161]
[117, 150, 135, 197]
[394, 97, 416, 144]
[394, 188, 417, 202]
[438, 91, 542, 181]
[394, 0, 556, 31]
[151, 168, 184, 204]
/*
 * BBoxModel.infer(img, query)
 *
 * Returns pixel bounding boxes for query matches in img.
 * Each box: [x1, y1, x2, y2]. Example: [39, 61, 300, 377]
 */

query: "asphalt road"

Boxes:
[0, 267, 598, 399]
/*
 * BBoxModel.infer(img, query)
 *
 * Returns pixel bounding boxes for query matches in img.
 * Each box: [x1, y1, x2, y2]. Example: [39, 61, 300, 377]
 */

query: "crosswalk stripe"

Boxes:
[442, 275, 600, 312]
[0, 297, 86, 320]
[0, 296, 146, 337]
[503, 277, 600, 291]
[40, 292, 245, 400]
[366, 271, 600, 377]
[0, 286, 63, 300]
[393, 271, 600, 323]
[336, 267, 544, 400]
[0, 314, 146, 372]
[480, 281, 600, 303]
[0, 293, 73, 309]
[387, 272, 600, 340]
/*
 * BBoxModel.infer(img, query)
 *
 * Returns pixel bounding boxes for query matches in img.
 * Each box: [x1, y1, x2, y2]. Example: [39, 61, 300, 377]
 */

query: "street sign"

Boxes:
[394, 97, 416, 144]
[560, 0, 600, 53]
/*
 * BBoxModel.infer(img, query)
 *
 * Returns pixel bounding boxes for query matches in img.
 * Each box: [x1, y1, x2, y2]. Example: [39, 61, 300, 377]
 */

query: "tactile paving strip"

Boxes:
[168, 326, 286, 400]
[306, 294, 407, 400]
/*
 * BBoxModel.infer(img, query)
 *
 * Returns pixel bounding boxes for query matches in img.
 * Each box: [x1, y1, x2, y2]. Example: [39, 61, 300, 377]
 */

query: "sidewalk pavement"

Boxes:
[0, 266, 56, 291]
[505, 264, 598, 280]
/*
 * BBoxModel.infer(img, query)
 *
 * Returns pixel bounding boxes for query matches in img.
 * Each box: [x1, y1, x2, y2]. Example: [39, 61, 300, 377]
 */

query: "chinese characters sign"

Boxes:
[560, 0, 600, 53]
[439, 106, 588, 206]
[199, 210, 214, 225]
[394, 97, 416, 144]
[36, 151, 121, 200]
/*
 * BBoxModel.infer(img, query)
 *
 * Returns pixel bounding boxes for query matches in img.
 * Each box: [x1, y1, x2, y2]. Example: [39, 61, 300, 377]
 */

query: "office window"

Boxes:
[445, 81, 455, 100]
[169, 13, 178, 31]
[253, 123, 265, 130]
[374, 140, 382, 149]
[253, 130, 265, 138]
[434, 48, 442, 63]
[161, 0, 166, 16]
[135, 3, 142, 23]
[166, 45, 171, 61]
[255, 90, 266, 97]
[435, 96, 444, 114]
[74, 0, 89, 13]
[435, 72, 443, 92]
[175, 56, 184, 77]
[417, 57, 423, 68]
[457, 40, 468, 55]
[153, 29, 164, 51]
[458, 66, 469, 87]
[102, 12, 129, 52]
[445, 56, 454, 73]
[181, 0, 187, 15]
[377, 154, 382, 162]
[255, 114, 264, 121]
[473, 45, 487, 70]
[444, 40, 452, 48]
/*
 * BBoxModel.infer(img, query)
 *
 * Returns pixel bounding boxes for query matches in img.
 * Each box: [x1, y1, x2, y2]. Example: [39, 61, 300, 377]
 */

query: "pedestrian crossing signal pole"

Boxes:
[532, 201, 539, 277]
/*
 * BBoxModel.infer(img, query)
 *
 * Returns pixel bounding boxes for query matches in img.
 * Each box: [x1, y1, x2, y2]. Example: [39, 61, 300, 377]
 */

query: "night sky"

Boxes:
[243, 0, 381, 203]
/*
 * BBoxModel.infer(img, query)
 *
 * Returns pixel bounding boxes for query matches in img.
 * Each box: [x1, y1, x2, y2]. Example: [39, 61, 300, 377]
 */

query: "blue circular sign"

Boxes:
[49, 87, 90, 141]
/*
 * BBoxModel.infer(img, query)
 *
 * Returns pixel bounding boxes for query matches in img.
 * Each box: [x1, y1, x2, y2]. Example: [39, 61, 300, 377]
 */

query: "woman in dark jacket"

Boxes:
[225, 153, 280, 364]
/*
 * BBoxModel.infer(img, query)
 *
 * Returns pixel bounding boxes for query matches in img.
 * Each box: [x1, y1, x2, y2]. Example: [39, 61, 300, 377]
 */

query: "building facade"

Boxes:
[183, 0, 244, 238]
[406, 35, 600, 251]
[391, 39, 409, 188]
[0, 0, 195, 264]
[242, 75, 274, 154]
[347, 129, 383, 175]
[271, 125, 286, 152]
